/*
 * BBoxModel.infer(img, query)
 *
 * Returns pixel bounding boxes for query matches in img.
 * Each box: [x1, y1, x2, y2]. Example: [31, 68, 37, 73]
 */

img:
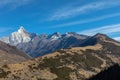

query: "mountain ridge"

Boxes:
[0, 40, 119, 80]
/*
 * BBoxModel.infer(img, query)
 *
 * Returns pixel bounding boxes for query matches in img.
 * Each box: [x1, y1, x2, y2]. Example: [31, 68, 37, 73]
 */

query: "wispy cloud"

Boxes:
[50, 13, 120, 28]
[79, 24, 120, 35]
[0, 27, 14, 33]
[0, 0, 33, 10]
[49, 0, 120, 21]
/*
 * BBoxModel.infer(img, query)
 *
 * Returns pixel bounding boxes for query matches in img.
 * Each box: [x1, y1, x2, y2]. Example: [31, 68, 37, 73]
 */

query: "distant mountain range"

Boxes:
[0, 26, 119, 58]
[0, 26, 89, 57]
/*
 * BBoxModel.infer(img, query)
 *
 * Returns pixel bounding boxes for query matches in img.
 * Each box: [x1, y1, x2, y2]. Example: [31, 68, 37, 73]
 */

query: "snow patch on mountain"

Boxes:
[49, 32, 61, 41]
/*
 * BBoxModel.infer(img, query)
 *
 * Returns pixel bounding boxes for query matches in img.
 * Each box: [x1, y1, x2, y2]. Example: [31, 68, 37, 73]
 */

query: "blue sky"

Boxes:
[0, 0, 120, 41]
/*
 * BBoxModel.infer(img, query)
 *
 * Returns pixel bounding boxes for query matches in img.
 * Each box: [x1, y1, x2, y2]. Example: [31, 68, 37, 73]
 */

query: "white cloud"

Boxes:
[114, 37, 120, 41]
[0, 0, 33, 9]
[79, 24, 120, 35]
[49, 0, 120, 21]
[50, 13, 120, 28]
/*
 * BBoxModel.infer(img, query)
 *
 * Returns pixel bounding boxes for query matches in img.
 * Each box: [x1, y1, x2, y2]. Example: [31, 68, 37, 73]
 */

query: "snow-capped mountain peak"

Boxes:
[0, 26, 31, 46]
[18, 26, 26, 33]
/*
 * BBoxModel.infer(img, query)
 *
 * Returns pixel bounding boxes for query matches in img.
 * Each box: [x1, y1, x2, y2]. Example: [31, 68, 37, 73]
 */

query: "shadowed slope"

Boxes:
[88, 64, 120, 80]
[0, 41, 30, 65]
